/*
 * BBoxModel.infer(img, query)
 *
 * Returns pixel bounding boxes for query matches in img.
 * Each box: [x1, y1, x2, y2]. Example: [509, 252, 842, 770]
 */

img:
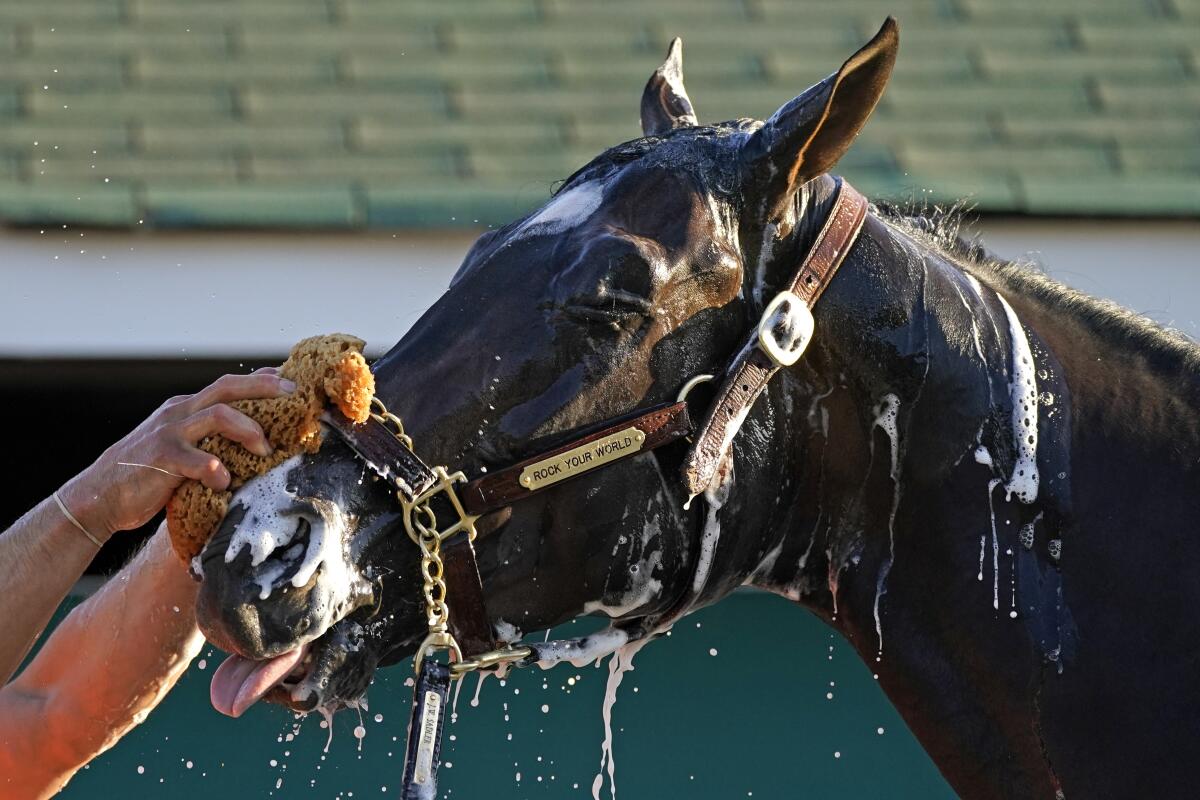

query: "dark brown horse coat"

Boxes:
[195, 21, 1200, 799]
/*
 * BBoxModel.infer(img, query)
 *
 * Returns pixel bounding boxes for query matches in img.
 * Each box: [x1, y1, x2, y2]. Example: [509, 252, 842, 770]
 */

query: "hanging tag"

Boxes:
[400, 658, 451, 799]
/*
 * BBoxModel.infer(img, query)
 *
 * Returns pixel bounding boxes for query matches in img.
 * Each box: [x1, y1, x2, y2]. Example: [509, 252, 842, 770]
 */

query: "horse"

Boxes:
[194, 19, 1200, 799]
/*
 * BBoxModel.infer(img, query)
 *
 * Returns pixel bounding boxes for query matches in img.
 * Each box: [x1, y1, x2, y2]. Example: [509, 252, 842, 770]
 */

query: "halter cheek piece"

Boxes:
[324, 179, 867, 796]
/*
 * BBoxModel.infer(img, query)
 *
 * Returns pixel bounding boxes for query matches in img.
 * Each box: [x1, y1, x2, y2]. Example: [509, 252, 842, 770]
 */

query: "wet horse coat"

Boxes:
[195, 20, 1200, 799]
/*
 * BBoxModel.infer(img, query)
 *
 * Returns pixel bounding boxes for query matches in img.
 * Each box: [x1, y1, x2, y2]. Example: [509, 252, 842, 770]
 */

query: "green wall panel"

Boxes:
[49, 592, 956, 798]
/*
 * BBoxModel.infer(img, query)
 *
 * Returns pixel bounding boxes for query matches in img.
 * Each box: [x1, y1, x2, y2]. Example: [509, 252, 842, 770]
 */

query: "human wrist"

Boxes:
[57, 471, 119, 545]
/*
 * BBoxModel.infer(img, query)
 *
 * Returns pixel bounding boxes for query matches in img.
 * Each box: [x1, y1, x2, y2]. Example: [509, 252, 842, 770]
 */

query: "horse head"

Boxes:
[194, 19, 902, 716]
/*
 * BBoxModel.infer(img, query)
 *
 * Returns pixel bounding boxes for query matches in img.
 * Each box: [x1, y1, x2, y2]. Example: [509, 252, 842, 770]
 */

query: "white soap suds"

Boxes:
[583, 547, 663, 620]
[251, 556, 292, 601]
[871, 394, 901, 655]
[995, 292, 1040, 505]
[977, 479, 1003, 613]
[974, 446, 993, 468]
[692, 460, 735, 598]
[469, 671, 490, 708]
[494, 619, 522, 644]
[535, 628, 630, 670]
[222, 455, 356, 614]
[288, 511, 352, 597]
[591, 639, 648, 800]
[950, 275, 989, 367]
[1019, 511, 1043, 551]
[224, 456, 304, 567]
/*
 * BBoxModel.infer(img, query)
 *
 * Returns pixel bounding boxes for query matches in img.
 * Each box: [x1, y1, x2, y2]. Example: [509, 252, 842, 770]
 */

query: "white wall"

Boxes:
[974, 220, 1200, 340]
[2, 219, 1197, 358]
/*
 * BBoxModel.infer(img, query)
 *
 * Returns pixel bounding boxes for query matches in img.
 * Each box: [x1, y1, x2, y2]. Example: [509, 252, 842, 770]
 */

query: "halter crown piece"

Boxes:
[323, 179, 869, 798]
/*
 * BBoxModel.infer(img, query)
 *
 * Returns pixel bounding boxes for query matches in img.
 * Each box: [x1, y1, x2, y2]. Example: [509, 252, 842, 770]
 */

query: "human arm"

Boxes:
[0, 526, 201, 799]
[0, 368, 289, 685]
[0, 368, 293, 798]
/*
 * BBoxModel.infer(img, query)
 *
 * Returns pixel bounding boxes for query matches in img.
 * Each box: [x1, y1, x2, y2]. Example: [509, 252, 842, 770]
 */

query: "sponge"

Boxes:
[166, 334, 374, 565]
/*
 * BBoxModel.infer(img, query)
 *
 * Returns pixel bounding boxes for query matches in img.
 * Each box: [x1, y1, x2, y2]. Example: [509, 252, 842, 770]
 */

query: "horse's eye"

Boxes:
[561, 284, 653, 326]
[555, 244, 656, 325]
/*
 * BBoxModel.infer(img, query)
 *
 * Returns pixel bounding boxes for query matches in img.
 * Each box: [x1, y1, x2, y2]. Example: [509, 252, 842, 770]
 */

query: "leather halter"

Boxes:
[682, 178, 868, 497]
[325, 400, 694, 656]
[326, 178, 869, 664]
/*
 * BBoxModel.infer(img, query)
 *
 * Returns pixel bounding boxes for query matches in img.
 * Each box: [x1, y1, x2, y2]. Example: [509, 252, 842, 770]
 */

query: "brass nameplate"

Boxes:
[413, 690, 442, 785]
[519, 426, 647, 491]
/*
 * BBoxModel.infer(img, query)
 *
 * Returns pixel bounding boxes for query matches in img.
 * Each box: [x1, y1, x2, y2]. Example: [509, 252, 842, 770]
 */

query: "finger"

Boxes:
[170, 446, 232, 492]
[251, 366, 280, 376]
[179, 404, 273, 458]
[187, 372, 296, 413]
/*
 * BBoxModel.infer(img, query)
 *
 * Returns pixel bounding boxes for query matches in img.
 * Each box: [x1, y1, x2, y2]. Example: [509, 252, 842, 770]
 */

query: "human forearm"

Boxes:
[0, 526, 203, 798]
[0, 492, 107, 686]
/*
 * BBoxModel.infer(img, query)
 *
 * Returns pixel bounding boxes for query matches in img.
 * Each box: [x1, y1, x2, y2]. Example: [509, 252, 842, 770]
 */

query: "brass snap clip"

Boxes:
[413, 629, 463, 675]
[449, 645, 534, 678]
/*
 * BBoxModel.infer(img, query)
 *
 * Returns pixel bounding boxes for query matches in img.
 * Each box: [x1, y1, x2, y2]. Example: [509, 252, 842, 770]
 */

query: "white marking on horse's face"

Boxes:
[512, 180, 605, 241]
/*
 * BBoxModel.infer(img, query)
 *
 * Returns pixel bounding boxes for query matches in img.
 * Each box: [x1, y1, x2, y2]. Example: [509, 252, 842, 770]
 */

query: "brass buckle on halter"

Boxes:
[757, 290, 815, 368]
[401, 466, 480, 547]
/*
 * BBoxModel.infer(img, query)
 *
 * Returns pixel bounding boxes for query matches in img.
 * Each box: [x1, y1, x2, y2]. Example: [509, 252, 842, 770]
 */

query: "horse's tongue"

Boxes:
[210, 647, 305, 718]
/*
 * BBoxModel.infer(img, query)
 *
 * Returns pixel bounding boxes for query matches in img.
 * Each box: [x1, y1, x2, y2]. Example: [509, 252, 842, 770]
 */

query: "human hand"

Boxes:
[59, 368, 295, 543]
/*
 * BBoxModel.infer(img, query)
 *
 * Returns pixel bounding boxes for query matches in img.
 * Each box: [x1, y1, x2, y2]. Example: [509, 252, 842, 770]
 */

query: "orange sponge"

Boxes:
[166, 334, 374, 565]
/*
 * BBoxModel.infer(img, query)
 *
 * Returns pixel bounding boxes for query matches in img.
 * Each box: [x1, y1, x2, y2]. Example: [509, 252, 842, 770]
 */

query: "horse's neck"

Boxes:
[737, 223, 1082, 797]
[743, 225, 1200, 798]
[972, 266, 1200, 491]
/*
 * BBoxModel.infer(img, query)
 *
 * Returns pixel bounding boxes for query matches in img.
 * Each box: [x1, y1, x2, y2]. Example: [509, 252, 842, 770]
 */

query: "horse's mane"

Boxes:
[875, 201, 1200, 378]
[546, 128, 1200, 379]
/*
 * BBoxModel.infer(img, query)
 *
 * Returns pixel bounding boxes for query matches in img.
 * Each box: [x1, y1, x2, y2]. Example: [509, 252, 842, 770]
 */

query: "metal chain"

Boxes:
[417, 528, 450, 632]
[370, 394, 530, 677]
[369, 396, 414, 450]
[370, 396, 449, 636]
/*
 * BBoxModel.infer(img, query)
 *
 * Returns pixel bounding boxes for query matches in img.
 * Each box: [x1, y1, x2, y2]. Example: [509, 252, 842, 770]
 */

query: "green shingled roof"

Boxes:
[0, 0, 1197, 229]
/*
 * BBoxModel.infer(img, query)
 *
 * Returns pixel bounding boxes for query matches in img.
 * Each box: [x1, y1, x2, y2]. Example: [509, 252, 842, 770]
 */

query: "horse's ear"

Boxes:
[741, 18, 898, 219]
[641, 38, 699, 136]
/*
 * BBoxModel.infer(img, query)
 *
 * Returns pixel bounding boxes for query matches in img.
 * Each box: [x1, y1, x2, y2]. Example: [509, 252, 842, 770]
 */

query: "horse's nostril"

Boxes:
[290, 688, 319, 712]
